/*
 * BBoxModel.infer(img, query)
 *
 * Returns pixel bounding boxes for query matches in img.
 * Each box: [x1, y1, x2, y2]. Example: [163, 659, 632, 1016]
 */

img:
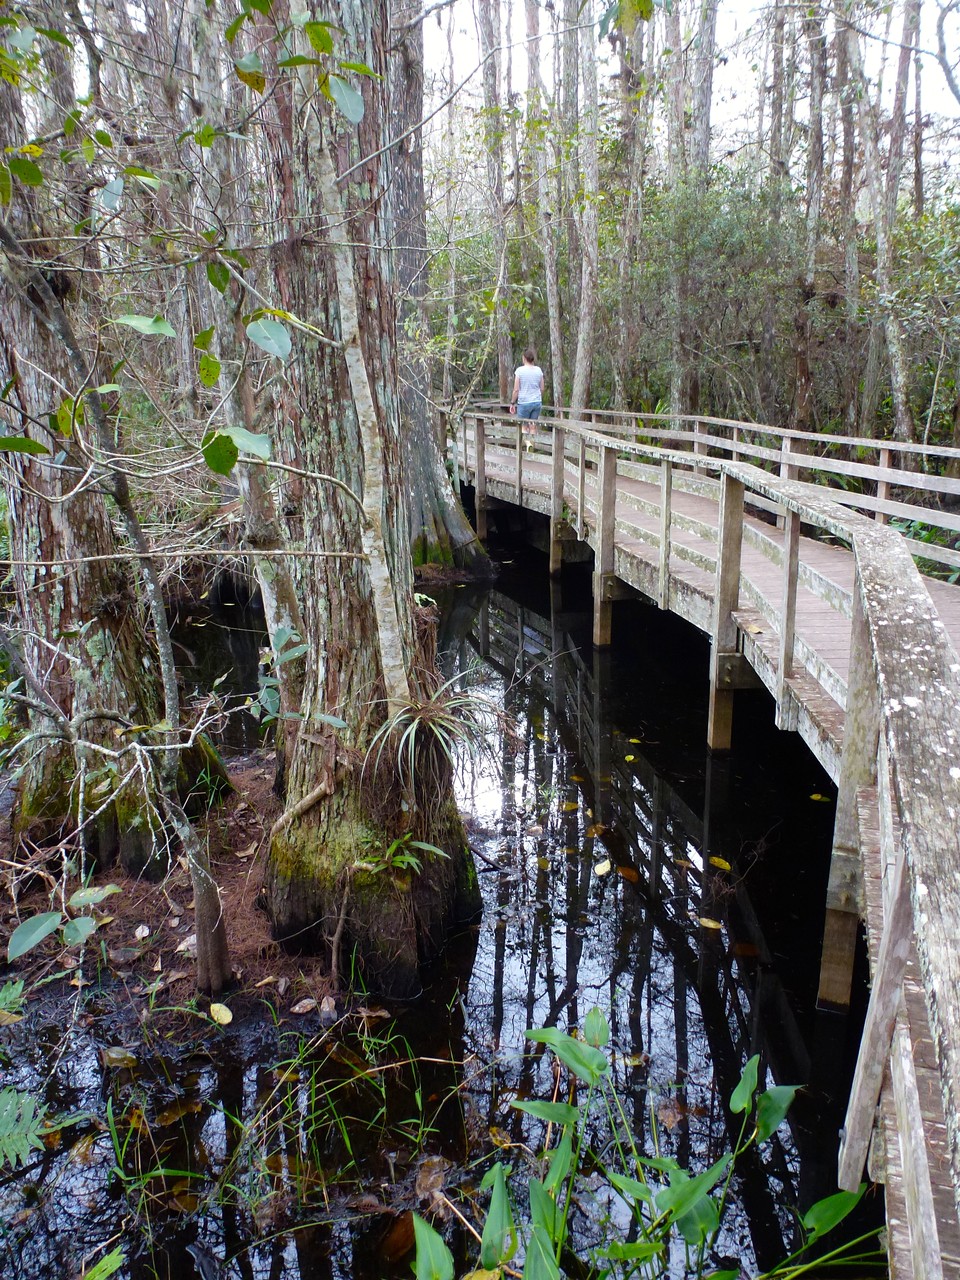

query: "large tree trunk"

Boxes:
[477, 0, 514, 403]
[791, 3, 826, 433]
[265, 0, 480, 996]
[391, 2, 490, 575]
[570, 0, 599, 412]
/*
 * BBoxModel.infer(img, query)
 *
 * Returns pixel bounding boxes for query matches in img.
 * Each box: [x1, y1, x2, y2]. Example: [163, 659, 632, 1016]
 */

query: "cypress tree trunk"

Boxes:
[265, 0, 480, 996]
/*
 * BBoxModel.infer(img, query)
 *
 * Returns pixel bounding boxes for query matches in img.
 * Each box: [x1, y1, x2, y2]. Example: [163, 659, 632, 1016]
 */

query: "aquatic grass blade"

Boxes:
[511, 1099, 579, 1126]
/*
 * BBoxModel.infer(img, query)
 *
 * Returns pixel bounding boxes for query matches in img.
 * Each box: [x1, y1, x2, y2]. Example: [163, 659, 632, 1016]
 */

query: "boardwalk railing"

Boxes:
[452, 405, 960, 1278]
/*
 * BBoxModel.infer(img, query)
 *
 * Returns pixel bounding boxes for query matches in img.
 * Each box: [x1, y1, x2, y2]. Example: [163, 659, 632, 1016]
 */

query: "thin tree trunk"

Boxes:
[477, 0, 514, 402]
[791, 3, 826, 433]
[570, 0, 599, 412]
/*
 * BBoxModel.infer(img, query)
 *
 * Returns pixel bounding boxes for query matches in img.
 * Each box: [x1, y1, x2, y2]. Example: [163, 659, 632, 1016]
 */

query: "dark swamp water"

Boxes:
[0, 541, 883, 1280]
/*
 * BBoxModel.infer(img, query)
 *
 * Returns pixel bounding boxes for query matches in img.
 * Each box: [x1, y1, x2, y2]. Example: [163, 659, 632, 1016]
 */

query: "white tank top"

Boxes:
[515, 365, 543, 404]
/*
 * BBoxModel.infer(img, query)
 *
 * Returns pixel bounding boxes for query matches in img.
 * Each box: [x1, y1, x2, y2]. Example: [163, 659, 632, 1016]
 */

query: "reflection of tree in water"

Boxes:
[443, 585, 850, 1271]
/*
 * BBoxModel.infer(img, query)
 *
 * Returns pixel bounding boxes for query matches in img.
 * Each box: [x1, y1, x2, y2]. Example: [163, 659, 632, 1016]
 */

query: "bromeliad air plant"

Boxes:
[413, 1008, 882, 1279]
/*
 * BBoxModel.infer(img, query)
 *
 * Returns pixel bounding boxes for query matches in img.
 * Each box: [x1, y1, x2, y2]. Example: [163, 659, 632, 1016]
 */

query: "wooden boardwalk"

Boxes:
[452, 406, 960, 1279]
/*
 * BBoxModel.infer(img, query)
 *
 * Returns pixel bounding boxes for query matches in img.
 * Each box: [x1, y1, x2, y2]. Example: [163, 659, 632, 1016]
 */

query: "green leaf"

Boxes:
[0, 436, 49, 456]
[8, 911, 63, 961]
[201, 431, 239, 476]
[123, 165, 160, 190]
[225, 13, 247, 42]
[0, 164, 12, 206]
[246, 317, 291, 361]
[93, 128, 113, 147]
[523, 1223, 560, 1280]
[206, 261, 230, 294]
[802, 1184, 865, 1242]
[234, 51, 266, 93]
[608, 1170, 654, 1204]
[245, 0, 273, 14]
[542, 1129, 572, 1194]
[480, 1163, 517, 1269]
[0, 1087, 46, 1169]
[528, 1177, 561, 1247]
[275, 642, 307, 664]
[654, 1154, 731, 1234]
[756, 1084, 798, 1141]
[600, 1242, 664, 1263]
[313, 712, 348, 729]
[511, 1099, 579, 1126]
[62, 915, 99, 947]
[584, 1006, 610, 1048]
[328, 74, 364, 124]
[277, 54, 324, 67]
[81, 136, 95, 163]
[194, 124, 217, 148]
[224, 425, 272, 459]
[193, 325, 215, 352]
[37, 26, 74, 48]
[112, 313, 176, 337]
[81, 1249, 125, 1280]
[63, 107, 81, 137]
[68, 884, 120, 909]
[198, 352, 221, 387]
[525, 1026, 608, 1085]
[411, 1214, 453, 1280]
[337, 60, 380, 78]
[8, 155, 43, 186]
[730, 1054, 759, 1114]
[304, 21, 334, 53]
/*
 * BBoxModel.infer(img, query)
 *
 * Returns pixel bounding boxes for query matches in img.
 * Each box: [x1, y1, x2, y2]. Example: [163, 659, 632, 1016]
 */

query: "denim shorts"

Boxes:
[517, 401, 542, 420]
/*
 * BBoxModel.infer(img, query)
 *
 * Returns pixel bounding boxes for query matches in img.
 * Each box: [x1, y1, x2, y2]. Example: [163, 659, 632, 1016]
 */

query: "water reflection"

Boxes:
[0, 562, 862, 1279]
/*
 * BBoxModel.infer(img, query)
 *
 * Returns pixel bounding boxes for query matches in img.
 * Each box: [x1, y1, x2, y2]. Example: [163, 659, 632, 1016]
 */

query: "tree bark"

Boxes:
[570, 0, 599, 412]
[477, 0, 514, 403]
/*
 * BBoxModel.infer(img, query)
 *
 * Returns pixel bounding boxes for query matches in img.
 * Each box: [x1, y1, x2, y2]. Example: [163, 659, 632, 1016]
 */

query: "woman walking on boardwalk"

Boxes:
[510, 348, 545, 430]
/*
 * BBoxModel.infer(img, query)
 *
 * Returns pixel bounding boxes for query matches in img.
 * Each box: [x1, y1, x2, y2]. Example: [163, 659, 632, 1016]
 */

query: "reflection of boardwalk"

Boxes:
[455, 409, 960, 1280]
[463, 589, 822, 1267]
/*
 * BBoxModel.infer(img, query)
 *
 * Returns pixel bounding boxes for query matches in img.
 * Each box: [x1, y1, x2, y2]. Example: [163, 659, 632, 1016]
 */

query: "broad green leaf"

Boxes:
[8, 155, 43, 186]
[528, 1177, 562, 1247]
[194, 124, 217, 148]
[654, 1153, 731, 1242]
[756, 1084, 798, 1141]
[511, 1099, 579, 1126]
[225, 13, 247, 42]
[246, 317, 291, 361]
[68, 884, 120, 909]
[94, 128, 112, 147]
[8, 911, 63, 961]
[7, 26, 36, 53]
[480, 1163, 517, 1269]
[277, 55, 324, 68]
[62, 915, 99, 947]
[730, 1054, 759, 1114]
[304, 21, 334, 53]
[234, 52, 266, 93]
[0, 165, 11, 206]
[36, 27, 75, 49]
[275, 642, 307, 664]
[123, 165, 160, 190]
[608, 1170, 654, 1204]
[201, 431, 239, 476]
[526, 1026, 608, 1085]
[411, 1214, 453, 1280]
[56, 397, 79, 437]
[313, 712, 348, 729]
[112, 314, 175, 338]
[193, 326, 215, 352]
[802, 1183, 865, 1242]
[224, 425, 272, 459]
[206, 261, 230, 294]
[81, 136, 95, 163]
[328, 75, 364, 124]
[245, 0, 273, 13]
[542, 1129, 572, 1194]
[198, 352, 221, 387]
[63, 107, 81, 137]
[523, 1223, 560, 1280]
[584, 1006, 610, 1048]
[0, 436, 49, 456]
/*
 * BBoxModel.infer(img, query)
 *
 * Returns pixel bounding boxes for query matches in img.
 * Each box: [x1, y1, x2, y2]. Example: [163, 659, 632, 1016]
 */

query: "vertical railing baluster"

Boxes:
[776, 504, 801, 729]
[707, 473, 745, 751]
[592, 443, 618, 647]
[475, 415, 487, 540]
[577, 436, 586, 538]
[877, 446, 892, 524]
[659, 459, 672, 610]
[550, 425, 567, 577]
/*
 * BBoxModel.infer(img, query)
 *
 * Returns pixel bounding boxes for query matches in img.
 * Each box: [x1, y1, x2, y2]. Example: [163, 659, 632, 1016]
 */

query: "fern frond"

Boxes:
[0, 1087, 46, 1169]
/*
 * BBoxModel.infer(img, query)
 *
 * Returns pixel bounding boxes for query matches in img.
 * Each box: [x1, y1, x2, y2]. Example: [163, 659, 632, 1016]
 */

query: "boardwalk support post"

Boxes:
[550, 425, 567, 577]
[592, 443, 618, 647]
[475, 415, 488, 541]
[707, 473, 744, 751]
[658, 459, 672, 610]
[775, 505, 801, 731]
[818, 576, 877, 1010]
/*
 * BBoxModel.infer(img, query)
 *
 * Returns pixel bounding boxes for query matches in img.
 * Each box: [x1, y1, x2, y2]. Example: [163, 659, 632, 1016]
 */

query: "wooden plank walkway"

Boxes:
[452, 407, 960, 1280]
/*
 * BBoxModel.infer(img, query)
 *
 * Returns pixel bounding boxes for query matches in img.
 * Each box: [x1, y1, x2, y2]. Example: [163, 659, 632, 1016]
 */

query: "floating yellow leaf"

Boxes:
[585, 823, 606, 838]
[629, 738, 641, 744]
[569, 774, 585, 782]
[0, 1010, 22, 1026]
[709, 856, 731, 871]
[562, 801, 579, 812]
[209, 1002, 233, 1026]
[809, 793, 830, 802]
[625, 754, 635, 762]
[617, 865, 640, 883]
[698, 917, 723, 930]
[537, 857, 550, 871]
[155, 1098, 202, 1126]
[594, 859, 612, 877]
[674, 859, 693, 869]
[563, 846, 578, 855]
[489, 1126, 512, 1148]
[537, 733, 548, 741]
